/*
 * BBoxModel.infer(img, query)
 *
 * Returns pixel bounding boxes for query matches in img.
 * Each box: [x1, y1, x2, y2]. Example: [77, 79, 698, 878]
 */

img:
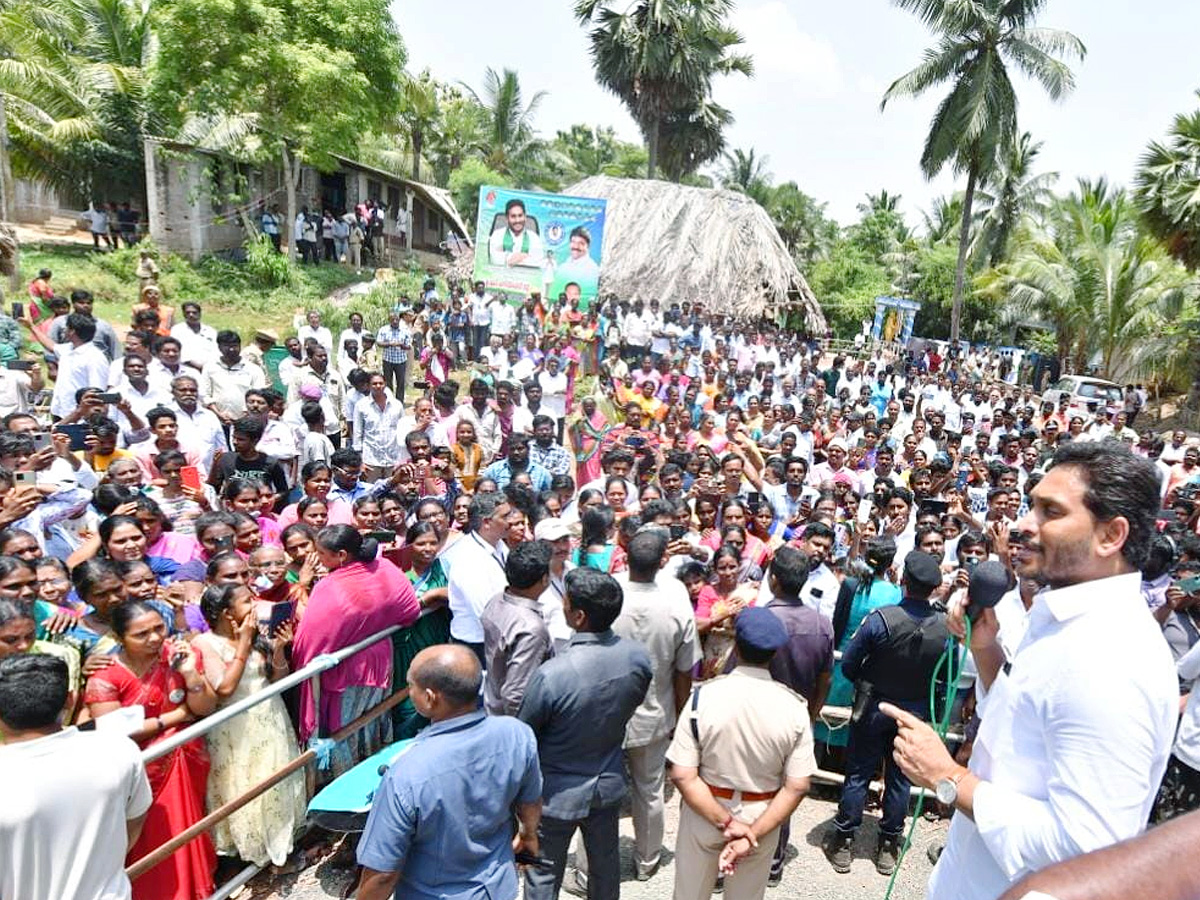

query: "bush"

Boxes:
[244, 234, 297, 289]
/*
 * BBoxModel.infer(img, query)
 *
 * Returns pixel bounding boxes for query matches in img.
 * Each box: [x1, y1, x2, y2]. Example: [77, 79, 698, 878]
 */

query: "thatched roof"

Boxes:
[566, 175, 825, 330]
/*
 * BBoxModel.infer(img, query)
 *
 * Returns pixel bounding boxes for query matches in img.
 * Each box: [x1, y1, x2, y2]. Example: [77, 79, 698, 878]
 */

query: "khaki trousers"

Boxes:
[577, 735, 671, 879]
[673, 800, 778, 900]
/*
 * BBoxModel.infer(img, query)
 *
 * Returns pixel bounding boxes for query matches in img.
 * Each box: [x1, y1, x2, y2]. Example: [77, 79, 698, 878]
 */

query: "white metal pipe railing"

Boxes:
[143, 624, 403, 762]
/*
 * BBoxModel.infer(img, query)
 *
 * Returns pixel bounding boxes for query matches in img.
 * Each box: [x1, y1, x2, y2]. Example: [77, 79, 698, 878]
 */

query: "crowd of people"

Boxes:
[3, 272, 1200, 900]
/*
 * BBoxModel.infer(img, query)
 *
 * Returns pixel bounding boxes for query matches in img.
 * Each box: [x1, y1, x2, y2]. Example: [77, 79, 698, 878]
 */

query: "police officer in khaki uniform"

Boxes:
[667, 608, 816, 900]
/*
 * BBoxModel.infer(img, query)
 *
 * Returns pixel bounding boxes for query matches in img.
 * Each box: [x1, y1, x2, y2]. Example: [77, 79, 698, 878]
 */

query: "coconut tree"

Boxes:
[398, 70, 440, 182]
[464, 67, 546, 180]
[574, 0, 752, 179]
[1002, 181, 1192, 378]
[1134, 94, 1200, 272]
[0, 0, 154, 200]
[719, 147, 772, 205]
[922, 193, 965, 245]
[882, 0, 1085, 343]
[974, 131, 1057, 267]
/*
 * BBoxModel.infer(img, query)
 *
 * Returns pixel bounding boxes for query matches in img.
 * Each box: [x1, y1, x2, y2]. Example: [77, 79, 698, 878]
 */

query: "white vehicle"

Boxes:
[1041, 375, 1124, 417]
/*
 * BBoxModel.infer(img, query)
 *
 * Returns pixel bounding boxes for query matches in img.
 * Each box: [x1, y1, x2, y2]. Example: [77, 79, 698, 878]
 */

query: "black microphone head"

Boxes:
[968, 559, 1011, 616]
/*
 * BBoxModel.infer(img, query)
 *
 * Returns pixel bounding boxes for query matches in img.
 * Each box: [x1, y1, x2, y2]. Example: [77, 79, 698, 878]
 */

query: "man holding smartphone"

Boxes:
[0, 357, 42, 418]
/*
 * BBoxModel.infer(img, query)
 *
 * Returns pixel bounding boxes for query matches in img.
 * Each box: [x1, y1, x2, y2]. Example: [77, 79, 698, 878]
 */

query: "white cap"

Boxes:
[534, 518, 571, 541]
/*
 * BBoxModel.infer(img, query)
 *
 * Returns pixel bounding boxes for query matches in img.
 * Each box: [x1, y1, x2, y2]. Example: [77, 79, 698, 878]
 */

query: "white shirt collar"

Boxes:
[1034, 570, 1141, 624]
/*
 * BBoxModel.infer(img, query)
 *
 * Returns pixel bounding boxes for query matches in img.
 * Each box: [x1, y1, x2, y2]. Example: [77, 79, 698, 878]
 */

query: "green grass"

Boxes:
[18, 240, 443, 339]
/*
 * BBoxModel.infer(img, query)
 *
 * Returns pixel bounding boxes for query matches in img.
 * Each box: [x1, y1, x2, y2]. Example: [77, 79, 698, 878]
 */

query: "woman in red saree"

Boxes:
[568, 395, 610, 485]
[83, 601, 218, 900]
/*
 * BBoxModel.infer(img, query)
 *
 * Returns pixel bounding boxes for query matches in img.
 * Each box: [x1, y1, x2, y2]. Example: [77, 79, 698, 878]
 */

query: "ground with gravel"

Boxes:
[250, 785, 948, 900]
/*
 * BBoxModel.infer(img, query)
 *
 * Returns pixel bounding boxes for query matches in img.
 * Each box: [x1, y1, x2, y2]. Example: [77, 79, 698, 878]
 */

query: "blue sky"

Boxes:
[394, 0, 1200, 227]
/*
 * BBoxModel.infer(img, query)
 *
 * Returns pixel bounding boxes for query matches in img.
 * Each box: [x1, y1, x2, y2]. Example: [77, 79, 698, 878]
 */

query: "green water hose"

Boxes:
[882, 617, 972, 900]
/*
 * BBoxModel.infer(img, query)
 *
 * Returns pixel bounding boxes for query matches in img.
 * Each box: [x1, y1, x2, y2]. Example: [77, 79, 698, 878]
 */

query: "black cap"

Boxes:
[902, 551, 943, 594]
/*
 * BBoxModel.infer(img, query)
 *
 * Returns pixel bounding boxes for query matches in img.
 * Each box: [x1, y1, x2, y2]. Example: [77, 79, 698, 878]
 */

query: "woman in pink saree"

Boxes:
[568, 396, 610, 485]
[291, 525, 419, 777]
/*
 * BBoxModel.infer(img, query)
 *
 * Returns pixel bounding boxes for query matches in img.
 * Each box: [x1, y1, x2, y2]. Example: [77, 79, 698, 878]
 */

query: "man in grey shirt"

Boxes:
[518, 568, 653, 900]
[482, 540, 553, 716]
[608, 528, 702, 881]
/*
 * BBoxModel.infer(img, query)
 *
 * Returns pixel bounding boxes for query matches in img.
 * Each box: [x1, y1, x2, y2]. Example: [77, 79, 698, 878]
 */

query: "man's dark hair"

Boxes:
[505, 539, 552, 590]
[65, 312, 96, 342]
[0, 655, 69, 729]
[564, 567, 624, 631]
[550, 474, 575, 494]
[404, 430, 431, 452]
[412, 651, 482, 708]
[145, 406, 176, 427]
[770, 545, 811, 597]
[626, 528, 669, 578]
[504, 198, 526, 215]
[216, 329, 241, 345]
[531, 414, 555, 432]
[1048, 441, 1161, 569]
[330, 447, 362, 470]
[300, 401, 324, 426]
[641, 498, 675, 524]
[803, 521, 835, 543]
[232, 415, 265, 441]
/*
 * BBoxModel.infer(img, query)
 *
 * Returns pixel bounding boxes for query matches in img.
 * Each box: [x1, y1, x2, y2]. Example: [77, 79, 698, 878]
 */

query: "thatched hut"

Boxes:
[566, 175, 825, 332]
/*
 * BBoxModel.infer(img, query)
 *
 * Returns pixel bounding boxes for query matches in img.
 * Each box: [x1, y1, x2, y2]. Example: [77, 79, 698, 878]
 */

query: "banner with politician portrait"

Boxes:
[473, 186, 607, 308]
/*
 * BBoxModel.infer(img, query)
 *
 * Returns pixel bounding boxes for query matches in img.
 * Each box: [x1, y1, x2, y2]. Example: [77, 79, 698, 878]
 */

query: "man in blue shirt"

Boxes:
[518, 568, 653, 900]
[482, 433, 553, 492]
[355, 645, 544, 900]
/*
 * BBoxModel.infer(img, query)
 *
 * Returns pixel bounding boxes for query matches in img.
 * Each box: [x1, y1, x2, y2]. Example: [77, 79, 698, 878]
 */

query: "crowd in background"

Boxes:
[4, 267, 1200, 900]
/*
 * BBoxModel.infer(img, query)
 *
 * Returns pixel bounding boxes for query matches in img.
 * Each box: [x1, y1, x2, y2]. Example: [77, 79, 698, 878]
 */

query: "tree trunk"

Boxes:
[411, 130, 422, 182]
[950, 165, 978, 344]
[282, 143, 298, 260]
[646, 118, 659, 180]
[0, 95, 14, 222]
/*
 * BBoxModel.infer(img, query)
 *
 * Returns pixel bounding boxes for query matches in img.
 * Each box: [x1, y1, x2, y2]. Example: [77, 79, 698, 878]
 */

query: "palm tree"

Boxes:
[922, 193, 964, 245]
[974, 131, 1057, 266]
[769, 181, 838, 265]
[858, 190, 901, 216]
[398, 70, 440, 182]
[463, 67, 546, 179]
[0, 0, 154, 200]
[1134, 93, 1200, 272]
[882, 0, 1085, 343]
[719, 147, 772, 205]
[574, 0, 752, 178]
[1001, 181, 1191, 377]
[657, 94, 733, 182]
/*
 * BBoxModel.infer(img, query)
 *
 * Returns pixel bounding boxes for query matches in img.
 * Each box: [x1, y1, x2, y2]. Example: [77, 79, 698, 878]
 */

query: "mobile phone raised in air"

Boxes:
[180, 466, 202, 491]
[1176, 574, 1200, 595]
[4, 360, 34, 371]
[54, 423, 88, 452]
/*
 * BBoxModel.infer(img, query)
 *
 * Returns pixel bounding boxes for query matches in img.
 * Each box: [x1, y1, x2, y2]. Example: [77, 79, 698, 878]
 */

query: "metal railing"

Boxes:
[127, 623, 407, 898]
[124, 624, 972, 898]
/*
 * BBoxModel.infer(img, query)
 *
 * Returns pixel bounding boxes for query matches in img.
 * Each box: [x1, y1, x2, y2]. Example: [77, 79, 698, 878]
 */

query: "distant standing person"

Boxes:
[0, 655, 152, 900]
[354, 644, 544, 900]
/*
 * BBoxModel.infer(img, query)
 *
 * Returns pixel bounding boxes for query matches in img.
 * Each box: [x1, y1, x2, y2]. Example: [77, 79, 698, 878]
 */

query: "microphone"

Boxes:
[966, 559, 1012, 621]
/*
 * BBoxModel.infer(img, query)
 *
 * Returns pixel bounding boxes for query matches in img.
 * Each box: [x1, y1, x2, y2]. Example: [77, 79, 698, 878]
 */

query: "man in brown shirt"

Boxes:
[482, 540, 552, 716]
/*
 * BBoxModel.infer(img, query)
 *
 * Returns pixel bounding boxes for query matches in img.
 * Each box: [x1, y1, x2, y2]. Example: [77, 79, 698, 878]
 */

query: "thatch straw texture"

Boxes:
[567, 175, 825, 330]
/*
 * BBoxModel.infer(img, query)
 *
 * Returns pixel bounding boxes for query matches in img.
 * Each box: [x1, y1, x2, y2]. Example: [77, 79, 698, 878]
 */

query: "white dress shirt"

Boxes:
[50, 342, 110, 419]
[352, 396, 405, 467]
[929, 571, 1177, 900]
[296, 324, 333, 354]
[446, 533, 508, 644]
[171, 403, 227, 470]
[170, 321, 218, 368]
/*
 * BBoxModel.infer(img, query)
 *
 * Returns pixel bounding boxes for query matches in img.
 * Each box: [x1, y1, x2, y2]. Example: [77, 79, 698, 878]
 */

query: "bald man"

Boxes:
[355, 645, 544, 900]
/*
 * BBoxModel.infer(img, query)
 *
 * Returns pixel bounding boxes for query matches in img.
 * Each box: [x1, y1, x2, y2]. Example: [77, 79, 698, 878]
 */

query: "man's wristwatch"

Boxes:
[935, 769, 968, 805]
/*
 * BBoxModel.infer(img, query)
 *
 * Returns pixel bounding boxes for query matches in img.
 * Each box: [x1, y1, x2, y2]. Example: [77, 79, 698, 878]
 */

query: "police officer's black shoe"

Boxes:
[823, 830, 853, 874]
[875, 835, 901, 876]
[767, 866, 783, 887]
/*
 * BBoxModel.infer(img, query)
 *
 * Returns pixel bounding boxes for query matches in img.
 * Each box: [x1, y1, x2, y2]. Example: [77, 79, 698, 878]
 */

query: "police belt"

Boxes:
[705, 782, 778, 802]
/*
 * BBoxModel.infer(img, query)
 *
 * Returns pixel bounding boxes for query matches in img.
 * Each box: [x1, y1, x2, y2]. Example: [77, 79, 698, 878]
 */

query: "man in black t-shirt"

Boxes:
[207, 414, 289, 502]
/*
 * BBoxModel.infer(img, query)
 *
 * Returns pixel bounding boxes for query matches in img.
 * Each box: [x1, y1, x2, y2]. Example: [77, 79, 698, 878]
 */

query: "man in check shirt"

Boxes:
[884, 442, 1177, 900]
[353, 372, 405, 481]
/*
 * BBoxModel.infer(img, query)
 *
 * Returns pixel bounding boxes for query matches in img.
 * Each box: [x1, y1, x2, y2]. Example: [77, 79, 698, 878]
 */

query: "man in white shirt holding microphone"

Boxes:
[882, 440, 1178, 900]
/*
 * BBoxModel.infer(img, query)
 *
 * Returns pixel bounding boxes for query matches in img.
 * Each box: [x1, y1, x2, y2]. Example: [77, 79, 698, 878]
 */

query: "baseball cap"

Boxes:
[533, 518, 571, 541]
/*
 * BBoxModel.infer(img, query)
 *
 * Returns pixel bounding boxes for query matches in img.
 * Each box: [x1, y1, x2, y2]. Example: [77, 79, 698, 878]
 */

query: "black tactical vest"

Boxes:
[859, 604, 952, 703]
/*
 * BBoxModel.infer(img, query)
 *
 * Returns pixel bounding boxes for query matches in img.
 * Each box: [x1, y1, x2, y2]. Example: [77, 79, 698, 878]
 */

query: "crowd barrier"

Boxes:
[126, 627, 965, 899]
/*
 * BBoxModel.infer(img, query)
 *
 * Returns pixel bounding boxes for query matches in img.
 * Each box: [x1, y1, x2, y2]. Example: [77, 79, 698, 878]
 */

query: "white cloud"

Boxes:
[731, 1, 843, 99]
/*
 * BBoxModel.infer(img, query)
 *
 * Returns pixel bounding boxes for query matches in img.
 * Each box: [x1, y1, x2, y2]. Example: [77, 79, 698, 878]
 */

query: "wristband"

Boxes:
[718, 815, 733, 830]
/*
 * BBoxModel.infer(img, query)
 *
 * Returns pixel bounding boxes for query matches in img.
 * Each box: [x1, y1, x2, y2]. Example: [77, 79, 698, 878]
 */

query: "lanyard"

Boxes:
[471, 533, 505, 574]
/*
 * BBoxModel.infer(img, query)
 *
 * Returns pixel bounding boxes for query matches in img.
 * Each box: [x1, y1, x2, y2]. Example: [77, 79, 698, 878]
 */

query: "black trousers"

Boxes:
[524, 805, 621, 900]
